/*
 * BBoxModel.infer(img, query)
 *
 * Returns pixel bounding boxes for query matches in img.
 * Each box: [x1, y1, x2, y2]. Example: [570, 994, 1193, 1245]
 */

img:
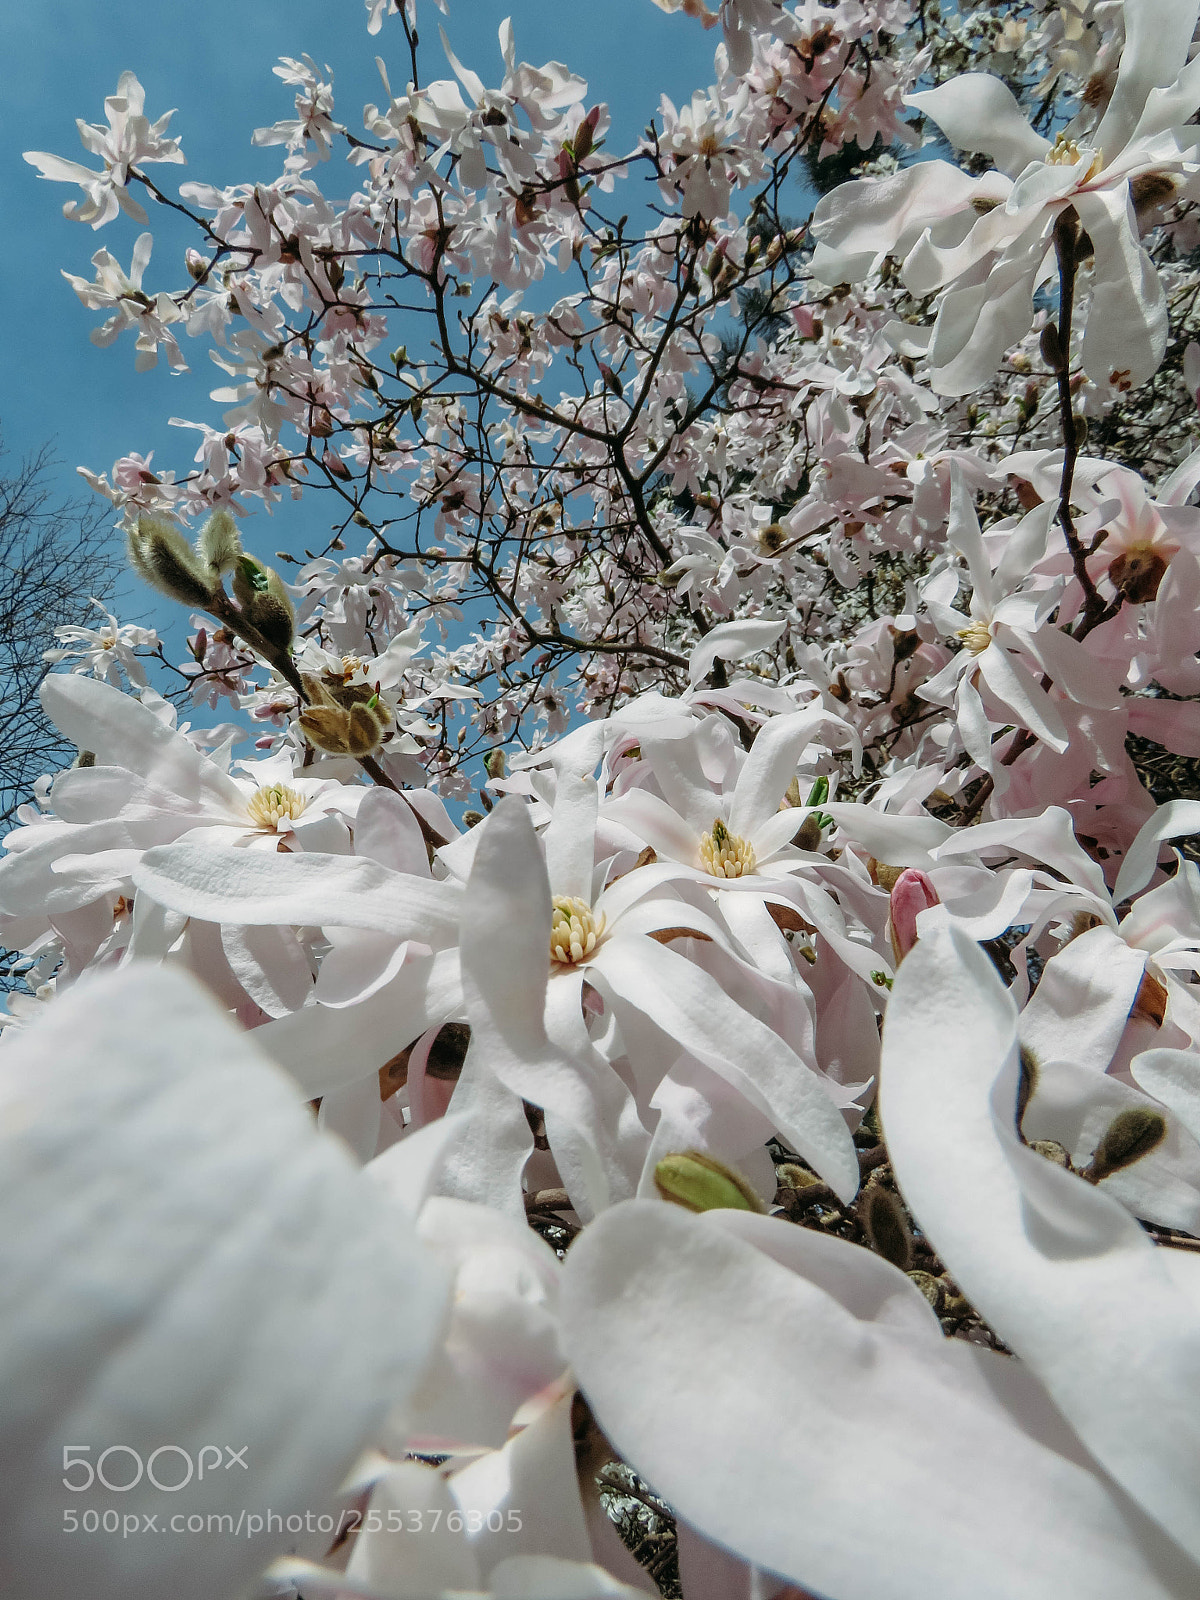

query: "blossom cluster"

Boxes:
[9, 0, 1200, 1596]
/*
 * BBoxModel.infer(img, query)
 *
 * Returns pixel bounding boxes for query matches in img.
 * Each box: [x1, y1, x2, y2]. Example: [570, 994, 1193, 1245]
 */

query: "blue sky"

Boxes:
[4, 0, 719, 633]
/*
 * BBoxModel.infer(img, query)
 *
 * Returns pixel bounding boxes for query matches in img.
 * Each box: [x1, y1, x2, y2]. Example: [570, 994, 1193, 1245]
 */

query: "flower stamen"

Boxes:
[1045, 131, 1103, 182]
[550, 895, 606, 965]
[699, 818, 756, 878]
[246, 782, 308, 830]
[957, 620, 992, 655]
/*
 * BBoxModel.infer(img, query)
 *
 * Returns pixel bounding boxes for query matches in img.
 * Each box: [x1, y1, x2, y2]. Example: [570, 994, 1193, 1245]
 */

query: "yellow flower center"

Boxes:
[957, 620, 993, 655]
[1045, 131, 1103, 181]
[550, 895, 607, 965]
[699, 818, 757, 878]
[246, 782, 308, 830]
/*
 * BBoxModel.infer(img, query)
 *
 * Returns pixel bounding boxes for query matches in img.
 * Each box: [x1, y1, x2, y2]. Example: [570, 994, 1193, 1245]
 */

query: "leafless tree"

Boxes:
[0, 442, 122, 825]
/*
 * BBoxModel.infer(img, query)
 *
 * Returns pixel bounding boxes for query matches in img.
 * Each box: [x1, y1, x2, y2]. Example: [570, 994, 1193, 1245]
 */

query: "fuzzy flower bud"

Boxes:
[654, 1150, 765, 1214]
[127, 518, 216, 608]
[196, 508, 242, 575]
[888, 868, 940, 964]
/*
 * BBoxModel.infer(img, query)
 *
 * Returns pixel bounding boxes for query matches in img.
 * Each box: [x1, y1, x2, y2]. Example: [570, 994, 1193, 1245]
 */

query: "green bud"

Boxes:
[196, 508, 242, 574]
[232, 554, 271, 609]
[654, 1150, 765, 1214]
[1084, 1107, 1167, 1182]
[805, 775, 829, 808]
[861, 1183, 912, 1270]
[128, 518, 216, 608]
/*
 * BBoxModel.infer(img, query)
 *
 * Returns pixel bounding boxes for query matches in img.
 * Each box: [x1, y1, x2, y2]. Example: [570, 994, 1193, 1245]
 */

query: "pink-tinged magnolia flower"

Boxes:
[24, 71, 185, 228]
[811, 0, 1200, 392]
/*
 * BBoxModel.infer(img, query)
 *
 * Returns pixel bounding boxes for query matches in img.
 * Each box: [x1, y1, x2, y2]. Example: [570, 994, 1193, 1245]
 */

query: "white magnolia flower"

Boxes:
[454, 788, 860, 1213]
[24, 70, 185, 228]
[0, 675, 366, 944]
[42, 599, 157, 687]
[811, 0, 1200, 391]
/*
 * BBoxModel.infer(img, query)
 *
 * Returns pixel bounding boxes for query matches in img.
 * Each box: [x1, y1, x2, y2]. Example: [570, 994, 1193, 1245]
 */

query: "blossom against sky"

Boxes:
[5, 0, 716, 584]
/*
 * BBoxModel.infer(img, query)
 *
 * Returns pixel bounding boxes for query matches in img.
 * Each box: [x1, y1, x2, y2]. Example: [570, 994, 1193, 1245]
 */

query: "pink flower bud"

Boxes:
[888, 868, 940, 964]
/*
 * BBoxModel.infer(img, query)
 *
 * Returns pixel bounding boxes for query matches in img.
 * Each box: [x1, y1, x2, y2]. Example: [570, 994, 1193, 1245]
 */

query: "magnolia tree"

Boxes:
[9, 0, 1200, 1595]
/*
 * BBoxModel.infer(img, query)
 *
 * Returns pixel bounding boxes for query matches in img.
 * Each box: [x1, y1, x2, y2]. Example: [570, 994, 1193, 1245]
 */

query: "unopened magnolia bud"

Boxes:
[861, 1182, 912, 1270]
[185, 248, 210, 282]
[1030, 1139, 1072, 1168]
[72, 749, 96, 769]
[1084, 1107, 1167, 1182]
[776, 1162, 823, 1195]
[128, 518, 216, 608]
[196, 508, 241, 574]
[907, 1269, 943, 1311]
[654, 1150, 765, 1214]
[345, 701, 387, 757]
[888, 868, 939, 963]
[484, 749, 507, 780]
[793, 814, 824, 853]
[298, 705, 353, 755]
[246, 591, 294, 653]
[1039, 321, 1065, 373]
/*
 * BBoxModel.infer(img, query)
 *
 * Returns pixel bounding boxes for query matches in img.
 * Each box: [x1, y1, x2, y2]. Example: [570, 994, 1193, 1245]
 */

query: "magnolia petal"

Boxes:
[41, 674, 246, 814]
[1114, 800, 1200, 903]
[686, 618, 785, 685]
[810, 161, 977, 284]
[135, 843, 460, 945]
[977, 639, 1070, 752]
[0, 966, 447, 1600]
[1019, 924, 1147, 1074]
[587, 936, 859, 1201]
[561, 1200, 1200, 1600]
[353, 785, 432, 876]
[259, 947, 463, 1097]
[882, 925, 1200, 1564]
[728, 706, 855, 840]
[906, 75, 1049, 175]
[545, 773, 600, 903]
[1095, 0, 1200, 156]
[1075, 187, 1168, 391]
